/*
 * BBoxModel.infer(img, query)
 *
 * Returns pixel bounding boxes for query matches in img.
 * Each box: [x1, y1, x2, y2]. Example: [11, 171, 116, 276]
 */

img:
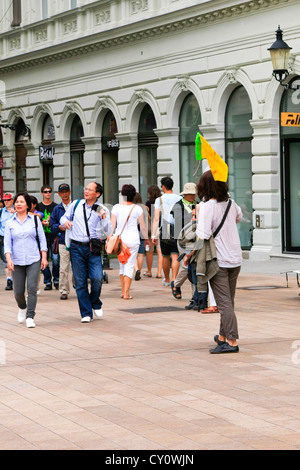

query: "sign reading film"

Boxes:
[281, 112, 300, 127]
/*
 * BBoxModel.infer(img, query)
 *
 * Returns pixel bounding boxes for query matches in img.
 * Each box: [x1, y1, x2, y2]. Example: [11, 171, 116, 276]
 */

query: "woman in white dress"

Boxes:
[110, 185, 150, 300]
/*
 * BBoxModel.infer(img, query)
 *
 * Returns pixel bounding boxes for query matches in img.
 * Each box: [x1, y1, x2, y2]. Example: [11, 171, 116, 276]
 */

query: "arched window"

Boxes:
[138, 104, 158, 202]
[280, 77, 300, 252]
[41, 115, 55, 187]
[179, 94, 201, 188]
[102, 110, 119, 205]
[70, 116, 84, 200]
[225, 86, 253, 249]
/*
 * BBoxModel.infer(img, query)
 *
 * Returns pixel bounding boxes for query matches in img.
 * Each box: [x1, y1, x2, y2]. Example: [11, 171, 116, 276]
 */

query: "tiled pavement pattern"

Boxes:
[0, 258, 300, 450]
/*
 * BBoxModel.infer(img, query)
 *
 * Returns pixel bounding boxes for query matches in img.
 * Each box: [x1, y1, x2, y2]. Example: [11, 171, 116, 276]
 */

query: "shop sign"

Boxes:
[107, 139, 119, 148]
[281, 112, 300, 127]
[39, 145, 55, 161]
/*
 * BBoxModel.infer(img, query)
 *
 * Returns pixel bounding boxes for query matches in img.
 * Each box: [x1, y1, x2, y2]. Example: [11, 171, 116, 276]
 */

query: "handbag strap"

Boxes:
[213, 199, 232, 238]
[119, 204, 135, 236]
[34, 215, 41, 251]
[83, 203, 91, 239]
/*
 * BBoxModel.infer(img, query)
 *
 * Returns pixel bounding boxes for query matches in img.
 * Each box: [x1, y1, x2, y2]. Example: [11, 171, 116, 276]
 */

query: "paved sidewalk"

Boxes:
[0, 257, 300, 450]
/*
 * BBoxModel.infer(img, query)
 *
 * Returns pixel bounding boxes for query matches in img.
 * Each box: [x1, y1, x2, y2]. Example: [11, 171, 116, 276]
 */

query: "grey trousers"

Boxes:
[209, 266, 240, 340]
[12, 260, 41, 319]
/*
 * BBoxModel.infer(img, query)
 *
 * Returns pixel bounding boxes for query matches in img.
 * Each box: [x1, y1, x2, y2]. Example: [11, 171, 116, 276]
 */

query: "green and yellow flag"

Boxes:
[195, 132, 228, 182]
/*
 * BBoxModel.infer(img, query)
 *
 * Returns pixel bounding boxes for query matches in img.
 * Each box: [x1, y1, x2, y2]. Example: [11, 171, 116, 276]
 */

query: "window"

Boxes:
[179, 94, 201, 188]
[11, 0, 21, 27]
[71, 0, 77, 9]
[225, 86, 253, 249]
[42, 0, 48, 19]
[138, 105, 158, 202]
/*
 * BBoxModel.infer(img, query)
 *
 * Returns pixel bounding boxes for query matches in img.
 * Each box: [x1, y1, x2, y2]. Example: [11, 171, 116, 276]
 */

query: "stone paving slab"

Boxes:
[0, 259, 300, 450]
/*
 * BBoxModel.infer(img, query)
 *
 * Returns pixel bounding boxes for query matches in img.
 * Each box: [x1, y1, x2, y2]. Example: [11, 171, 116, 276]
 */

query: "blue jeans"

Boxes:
[190, 263, 208, 309]
[70, 242, 103, 319]
[43, 240, 60, 285]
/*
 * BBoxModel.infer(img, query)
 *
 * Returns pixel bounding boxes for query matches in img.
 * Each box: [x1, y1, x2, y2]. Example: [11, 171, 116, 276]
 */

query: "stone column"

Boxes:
[52, 140, 70, 202]
[250, 118, 281, 259]
[116, 132, 138, 194]
[81, 136, 102, 183]
[23, 142, 41, 196]
[154, 127, 180, 193]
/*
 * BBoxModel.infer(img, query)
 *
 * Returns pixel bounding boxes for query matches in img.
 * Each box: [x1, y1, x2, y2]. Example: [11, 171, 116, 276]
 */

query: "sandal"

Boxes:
[143, 272, 152, 277]
[171, 281, 181, 299]
[156, 275, 162, 279]
[201, 306, 219, 314]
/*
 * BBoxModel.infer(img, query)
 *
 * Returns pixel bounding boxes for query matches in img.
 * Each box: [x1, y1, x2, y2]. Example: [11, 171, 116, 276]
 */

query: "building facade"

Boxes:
[0, 0, 299, 259]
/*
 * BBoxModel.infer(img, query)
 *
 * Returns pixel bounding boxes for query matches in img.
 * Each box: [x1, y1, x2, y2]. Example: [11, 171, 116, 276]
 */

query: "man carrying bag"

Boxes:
[60, 182, 112, 323]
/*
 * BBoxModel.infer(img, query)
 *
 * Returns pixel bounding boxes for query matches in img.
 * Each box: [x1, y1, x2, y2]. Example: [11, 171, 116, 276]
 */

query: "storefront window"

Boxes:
[226, 86, 253, 249]
[41, 115, 55, 188]
[280, 77, 300, 252]
[70, 116, 84, 200]
[102, 111, 119, 206]
[138, 104, 158, 203]
[179, 94, 201, 188]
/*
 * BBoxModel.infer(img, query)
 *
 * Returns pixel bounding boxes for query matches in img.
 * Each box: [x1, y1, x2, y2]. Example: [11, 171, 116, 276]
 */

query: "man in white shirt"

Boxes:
[152, 177, 181, 287]
[60, 182, 112, 323]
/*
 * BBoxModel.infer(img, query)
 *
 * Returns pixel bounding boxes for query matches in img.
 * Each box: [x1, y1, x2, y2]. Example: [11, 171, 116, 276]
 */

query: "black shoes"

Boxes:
[210, 342, 239, 354]
[135, 270, 141, 281]
[5, 279, 13, 291]
[44, 284, 52, 290]
[214, 334, 227, 346]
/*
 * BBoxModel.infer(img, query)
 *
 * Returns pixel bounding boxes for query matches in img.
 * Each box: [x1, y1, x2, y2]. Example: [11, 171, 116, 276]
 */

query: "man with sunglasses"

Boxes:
[37, 185, 59, 290]
[0, 193, 15, 290]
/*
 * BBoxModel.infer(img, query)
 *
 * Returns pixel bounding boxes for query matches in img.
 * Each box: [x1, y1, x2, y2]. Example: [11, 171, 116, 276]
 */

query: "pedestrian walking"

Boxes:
[4, 192, 48, 328]
[37, 185, 59, 290]
[151, 177, 181, 287]
[170, 182, 197, 300]
[0, 192, 15, 290]
[50, 183, 72, 300]
[196, 170, 243, 354]
[60, 182, 112, 323]
[110, 184, 150, 300]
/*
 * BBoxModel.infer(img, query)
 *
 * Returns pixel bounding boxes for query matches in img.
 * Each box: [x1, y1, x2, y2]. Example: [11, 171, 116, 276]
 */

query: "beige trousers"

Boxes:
[58, 244, 72, 294]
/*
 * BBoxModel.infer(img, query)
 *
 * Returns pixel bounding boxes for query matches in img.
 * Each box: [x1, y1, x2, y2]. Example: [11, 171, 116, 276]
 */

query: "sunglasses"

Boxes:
[43, 190, 52, 193]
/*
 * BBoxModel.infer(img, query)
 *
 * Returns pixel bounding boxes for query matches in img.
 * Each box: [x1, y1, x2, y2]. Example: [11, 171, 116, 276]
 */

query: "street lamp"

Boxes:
[268, 26, 300, 90]
[0, 100, 31, 139]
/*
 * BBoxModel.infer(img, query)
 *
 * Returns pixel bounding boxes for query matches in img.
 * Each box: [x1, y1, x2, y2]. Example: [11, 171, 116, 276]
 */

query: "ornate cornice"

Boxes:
[0, 0, 294, 75]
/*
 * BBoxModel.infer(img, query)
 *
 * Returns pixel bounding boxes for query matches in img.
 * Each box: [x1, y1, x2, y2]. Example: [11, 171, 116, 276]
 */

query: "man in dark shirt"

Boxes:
[37, 185, 59, 290]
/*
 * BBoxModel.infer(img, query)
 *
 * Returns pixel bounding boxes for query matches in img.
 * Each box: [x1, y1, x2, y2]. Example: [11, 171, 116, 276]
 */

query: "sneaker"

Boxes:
[162, 278, 171, 287]
[60, 294, 68, 300]
[94, 308, 103, 318]
[44, 284, 52, 291]
[209, 343, 239, 354]
[26, 318, 36, 328]
[5, 279, 13, 291]
[185, 300, 197, 310]
[54, 283, 59, 290]
[81, 316, 92, 323]
[18, 308, 26, 324]
[135, 270, 141, 281]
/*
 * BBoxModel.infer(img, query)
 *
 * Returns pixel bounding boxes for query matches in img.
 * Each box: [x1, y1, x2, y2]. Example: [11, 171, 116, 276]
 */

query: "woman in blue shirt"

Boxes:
[4, 192, 48, 328]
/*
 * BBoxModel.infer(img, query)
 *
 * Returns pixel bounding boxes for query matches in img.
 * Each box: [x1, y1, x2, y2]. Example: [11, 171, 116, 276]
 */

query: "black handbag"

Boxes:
[83, 204, 102, 255]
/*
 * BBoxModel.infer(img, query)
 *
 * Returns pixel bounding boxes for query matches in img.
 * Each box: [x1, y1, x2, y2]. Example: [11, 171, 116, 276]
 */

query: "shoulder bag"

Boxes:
[106, 205, 135, 255]
[83, 203, 103, 255]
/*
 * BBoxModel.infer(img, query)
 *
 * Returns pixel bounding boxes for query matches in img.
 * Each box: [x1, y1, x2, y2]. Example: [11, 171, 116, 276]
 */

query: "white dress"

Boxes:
[111, 203, 143, 278]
